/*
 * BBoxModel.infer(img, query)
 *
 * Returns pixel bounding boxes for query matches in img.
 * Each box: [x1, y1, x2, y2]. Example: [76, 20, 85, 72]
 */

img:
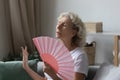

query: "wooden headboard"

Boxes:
[114, 35, 120, 66]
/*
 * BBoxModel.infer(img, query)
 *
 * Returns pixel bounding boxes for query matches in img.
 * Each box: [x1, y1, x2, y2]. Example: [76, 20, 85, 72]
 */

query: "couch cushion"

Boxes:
[37, 61, 45, 77]
[0, 59, 37, 80]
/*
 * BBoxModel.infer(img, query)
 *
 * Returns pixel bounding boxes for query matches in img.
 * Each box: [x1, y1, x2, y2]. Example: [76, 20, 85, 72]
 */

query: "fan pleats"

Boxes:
[33, 36, 74, 80]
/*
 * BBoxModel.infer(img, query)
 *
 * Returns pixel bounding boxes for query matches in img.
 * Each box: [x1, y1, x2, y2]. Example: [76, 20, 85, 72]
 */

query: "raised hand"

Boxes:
[21, 46, 29, 69]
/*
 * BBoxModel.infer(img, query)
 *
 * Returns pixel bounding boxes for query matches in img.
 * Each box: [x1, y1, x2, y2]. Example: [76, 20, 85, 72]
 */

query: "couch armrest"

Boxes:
[85, 65, 100, 80]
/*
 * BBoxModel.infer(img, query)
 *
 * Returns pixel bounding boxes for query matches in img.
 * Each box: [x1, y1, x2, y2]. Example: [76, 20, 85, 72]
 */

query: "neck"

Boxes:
[60, 39, 77, 51]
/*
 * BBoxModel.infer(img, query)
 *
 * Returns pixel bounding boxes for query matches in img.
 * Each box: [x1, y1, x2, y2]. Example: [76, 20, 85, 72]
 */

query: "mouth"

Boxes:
[56, 29, 61, 33]
[56, 31, 61, 36]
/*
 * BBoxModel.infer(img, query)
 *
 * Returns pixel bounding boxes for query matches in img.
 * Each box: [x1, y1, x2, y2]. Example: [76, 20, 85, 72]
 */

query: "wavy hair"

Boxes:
[58, 12, 86, 47]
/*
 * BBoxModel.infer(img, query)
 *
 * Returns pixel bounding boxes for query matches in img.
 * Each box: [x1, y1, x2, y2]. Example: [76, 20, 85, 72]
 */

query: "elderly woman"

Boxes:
[22, 12, 88, 80]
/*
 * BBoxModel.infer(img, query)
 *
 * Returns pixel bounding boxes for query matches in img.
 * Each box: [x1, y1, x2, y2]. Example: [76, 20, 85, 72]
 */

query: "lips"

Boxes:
[56, 31, 60, 34]
[56, 32, 60, 35]
[56, 31, 61, 36]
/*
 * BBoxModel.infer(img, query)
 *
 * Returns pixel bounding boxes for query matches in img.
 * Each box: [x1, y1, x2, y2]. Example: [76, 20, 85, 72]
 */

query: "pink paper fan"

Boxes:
[33, 36, 74, 80]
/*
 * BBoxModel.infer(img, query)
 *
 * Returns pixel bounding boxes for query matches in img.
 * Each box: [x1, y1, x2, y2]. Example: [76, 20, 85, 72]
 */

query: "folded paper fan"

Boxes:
[33, 36, 74, 80]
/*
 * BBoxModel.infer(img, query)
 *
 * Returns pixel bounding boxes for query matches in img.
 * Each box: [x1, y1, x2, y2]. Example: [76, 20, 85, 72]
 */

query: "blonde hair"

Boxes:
[58, 12, 86, 47]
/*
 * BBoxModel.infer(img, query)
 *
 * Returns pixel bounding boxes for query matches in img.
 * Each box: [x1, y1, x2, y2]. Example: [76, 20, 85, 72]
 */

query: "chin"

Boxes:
[56, 33, 60, 38]
[56, 35, 60, 38]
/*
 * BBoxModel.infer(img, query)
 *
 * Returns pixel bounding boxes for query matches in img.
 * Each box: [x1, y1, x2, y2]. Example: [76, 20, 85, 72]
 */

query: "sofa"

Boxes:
[0, 59, 38, 80]
[85, 65, 100, 80]
[0, 59, 99, 80]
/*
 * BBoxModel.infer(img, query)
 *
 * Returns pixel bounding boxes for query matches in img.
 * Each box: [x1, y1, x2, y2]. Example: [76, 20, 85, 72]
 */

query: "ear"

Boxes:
[71, 30, 77, 37]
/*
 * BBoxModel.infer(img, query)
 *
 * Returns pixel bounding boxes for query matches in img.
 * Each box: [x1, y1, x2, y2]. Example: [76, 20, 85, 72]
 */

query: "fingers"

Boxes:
[25, 46, 27, 51]
[21, 46, 29, 69]
[21, 47, 24, 52]
[43, 62, 52, 70]
[44, 62, 48, 66]
[21, 46, 28, 61]
[43, 62, 48, 71]
[21, 46, 28, 55]
[21, 46, 27, 51]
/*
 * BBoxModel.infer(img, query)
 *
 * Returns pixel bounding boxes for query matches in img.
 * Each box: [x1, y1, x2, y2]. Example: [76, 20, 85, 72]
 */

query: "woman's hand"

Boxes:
[43, 62, 62, 80]
[43, 62, 56, 75]
[21, 46, 29, 69]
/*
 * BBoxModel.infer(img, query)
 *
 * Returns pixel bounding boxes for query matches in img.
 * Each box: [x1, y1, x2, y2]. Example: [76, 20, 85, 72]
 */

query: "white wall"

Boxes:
[40, 0, 120, 64]
[55, 0, 120, 32]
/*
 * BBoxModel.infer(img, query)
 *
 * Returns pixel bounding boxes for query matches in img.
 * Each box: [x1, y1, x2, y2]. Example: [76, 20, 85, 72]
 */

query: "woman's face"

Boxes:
[56, 16, 76, 40]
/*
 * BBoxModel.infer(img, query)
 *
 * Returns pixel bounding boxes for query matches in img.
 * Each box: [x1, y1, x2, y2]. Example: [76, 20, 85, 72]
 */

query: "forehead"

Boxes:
[58, 16, 72, 23]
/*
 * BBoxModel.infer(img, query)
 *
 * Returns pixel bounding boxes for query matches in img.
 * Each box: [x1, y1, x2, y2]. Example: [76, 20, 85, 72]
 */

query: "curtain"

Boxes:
[0, 0, 41, 58]
[0, 0, 12, 58]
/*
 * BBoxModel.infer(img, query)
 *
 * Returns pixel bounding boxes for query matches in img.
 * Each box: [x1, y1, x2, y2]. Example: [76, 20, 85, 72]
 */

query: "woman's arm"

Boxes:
[74, 72, 86, 80]
[21, 46, 46, 80]
[24, 65, 46, 80]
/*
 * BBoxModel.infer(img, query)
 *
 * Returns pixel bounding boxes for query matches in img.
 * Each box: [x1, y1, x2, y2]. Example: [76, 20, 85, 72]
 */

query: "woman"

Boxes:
[22, 12, 88, 80]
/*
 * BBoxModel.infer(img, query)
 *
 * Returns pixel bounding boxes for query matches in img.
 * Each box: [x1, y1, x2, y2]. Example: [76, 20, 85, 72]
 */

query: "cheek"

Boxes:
[63, 30, 73, 38]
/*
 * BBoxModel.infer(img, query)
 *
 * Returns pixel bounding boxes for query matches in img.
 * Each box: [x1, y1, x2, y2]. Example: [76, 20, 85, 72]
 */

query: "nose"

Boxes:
[56, 23, 62, 29]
